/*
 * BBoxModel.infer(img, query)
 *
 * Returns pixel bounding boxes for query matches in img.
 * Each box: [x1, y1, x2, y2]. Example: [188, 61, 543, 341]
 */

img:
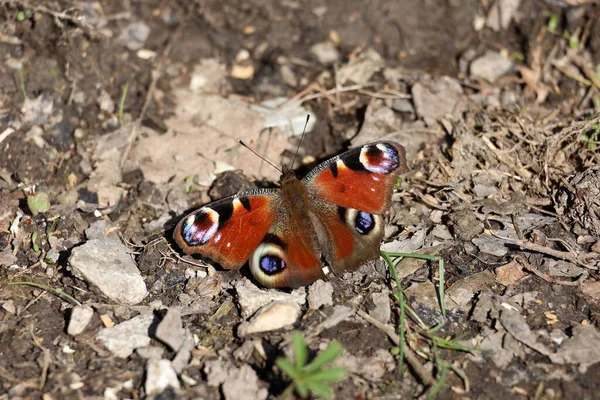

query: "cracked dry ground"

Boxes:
[1, 1, 600, 399]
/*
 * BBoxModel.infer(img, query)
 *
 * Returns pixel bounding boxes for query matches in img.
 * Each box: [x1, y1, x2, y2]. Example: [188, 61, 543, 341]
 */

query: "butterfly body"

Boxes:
[174, 141, 407, 288]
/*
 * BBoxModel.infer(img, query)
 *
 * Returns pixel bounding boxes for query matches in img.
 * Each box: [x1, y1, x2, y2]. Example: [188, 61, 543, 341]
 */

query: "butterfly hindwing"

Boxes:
[248, 222, 325, 288]
[309, 200, 385, 275]
[173, 190, 278, 270]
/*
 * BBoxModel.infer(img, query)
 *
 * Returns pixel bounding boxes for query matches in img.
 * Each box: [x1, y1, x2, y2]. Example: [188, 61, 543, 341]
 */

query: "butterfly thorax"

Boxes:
[280, 165, 311, 217]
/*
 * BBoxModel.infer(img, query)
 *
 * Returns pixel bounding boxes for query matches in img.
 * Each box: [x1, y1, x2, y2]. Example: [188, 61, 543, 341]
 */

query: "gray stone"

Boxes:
[96, 313, 155, 358]
[69, 238, 147, 305]
[205, 360, 267, 400]
[145, 359, 180, 395]
[67, 305, 94, 336]
[136, 345, 165, 360]
[155, 307, 185, 351]
[337, 48, 384, 85]
[308, 280, 334, 310]
[310, 41, 340, 65]
[370, 292, 391, 324]
[411, 76, 465, 125]
[119, 21, 150, 51]
[470, 51, 513, 83]
[238, 301, 301, 336]
[235, 278, 305, 318]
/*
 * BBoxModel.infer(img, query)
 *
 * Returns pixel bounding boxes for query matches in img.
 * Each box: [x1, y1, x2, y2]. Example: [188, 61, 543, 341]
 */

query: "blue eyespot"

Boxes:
[355, 211, 375, 234]
[260, 255, 286, 275]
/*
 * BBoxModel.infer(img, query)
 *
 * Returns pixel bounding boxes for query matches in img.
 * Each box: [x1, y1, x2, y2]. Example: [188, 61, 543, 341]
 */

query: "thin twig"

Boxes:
[513, 240, 598, 269]
[553, 64, 592, 86]
[514, 255, 589, 286]
[296, 83, 377, 103]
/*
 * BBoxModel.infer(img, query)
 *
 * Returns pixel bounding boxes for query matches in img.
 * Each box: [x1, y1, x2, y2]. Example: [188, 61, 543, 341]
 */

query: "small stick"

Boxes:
[514, 255, 588, 286]
[514, 240, 598, 269]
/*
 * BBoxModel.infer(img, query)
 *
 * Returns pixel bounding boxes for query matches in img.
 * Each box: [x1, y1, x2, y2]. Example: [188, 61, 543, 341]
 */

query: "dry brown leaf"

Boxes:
[495, 260, 526, 286]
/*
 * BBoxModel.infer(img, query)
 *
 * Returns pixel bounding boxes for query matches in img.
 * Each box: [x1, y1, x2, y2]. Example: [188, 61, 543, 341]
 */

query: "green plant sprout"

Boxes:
[547, 13, 558, 33]
[380, 249, 477, 397]
[31, 231, 40, 254]
[277, 332, 347, 399]
[27, 192, 51, 215]
[568, 27, 581, 49]
[184, 175, 195, 193]
[512, 52, 525, 63]
[579, 123, 600, 150]
[8, 281, 82, 306]
[16, 9, 33, 22]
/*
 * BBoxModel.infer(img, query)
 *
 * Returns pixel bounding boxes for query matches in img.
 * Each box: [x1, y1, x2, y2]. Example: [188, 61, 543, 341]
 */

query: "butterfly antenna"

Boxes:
[238, 140, 283, 173]
[290, 114, 310, 171]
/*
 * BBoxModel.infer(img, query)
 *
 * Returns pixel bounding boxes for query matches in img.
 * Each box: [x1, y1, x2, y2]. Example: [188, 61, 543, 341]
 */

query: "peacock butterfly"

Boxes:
[174, 141, 408, 288]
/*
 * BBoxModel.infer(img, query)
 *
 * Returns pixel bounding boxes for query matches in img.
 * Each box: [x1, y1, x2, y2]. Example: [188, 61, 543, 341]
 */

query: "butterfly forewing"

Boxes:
[173, 190, 278, 270]
[303, 141, 408, 214]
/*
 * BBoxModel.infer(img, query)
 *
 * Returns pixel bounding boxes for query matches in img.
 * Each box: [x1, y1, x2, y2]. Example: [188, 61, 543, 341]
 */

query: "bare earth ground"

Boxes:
[1, 0, 600, 399]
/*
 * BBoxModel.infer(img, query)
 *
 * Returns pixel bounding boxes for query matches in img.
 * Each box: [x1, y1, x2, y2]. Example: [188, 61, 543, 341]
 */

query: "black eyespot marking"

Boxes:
[261, 234, 288, 250]
[260, 255, 286, 275]
[344, 152, 368, 172]
[329, 162, 339, 178]
[355, 211, 375, 235]
[337, 206, 346, 222]
[239, 197, 251, 211]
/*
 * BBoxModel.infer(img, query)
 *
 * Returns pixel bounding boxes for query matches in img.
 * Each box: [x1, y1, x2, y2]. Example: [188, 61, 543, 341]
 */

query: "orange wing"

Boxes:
[174, 191, 278, 270]
[303, 141, 407, 214]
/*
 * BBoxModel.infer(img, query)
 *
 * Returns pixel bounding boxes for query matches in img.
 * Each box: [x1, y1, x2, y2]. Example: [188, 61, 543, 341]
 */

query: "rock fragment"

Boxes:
[67, 305, 94, 336]
[155, 307, 185, 351]
[145, 359, 180, 395]
[238, 301, 301, 336]
[308, 280, 334, 310]
[96, 313, 155, 358]
[470, 51, 513, 82]
[69, 238, 147, 305]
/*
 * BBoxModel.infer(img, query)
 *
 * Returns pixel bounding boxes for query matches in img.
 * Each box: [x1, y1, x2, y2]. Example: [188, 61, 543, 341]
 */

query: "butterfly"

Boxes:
[174, 141, 408, 288]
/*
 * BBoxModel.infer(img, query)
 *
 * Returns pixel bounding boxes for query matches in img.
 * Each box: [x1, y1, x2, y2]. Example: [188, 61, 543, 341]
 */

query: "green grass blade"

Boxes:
[429, 335, 479, 352]
[304, 341, 343, 373]
[438, 257, 446, 318]
[8, 281, 82, 306]
[19, 68, 26, 98]
[382, 251, 446, 318]
[119, 81, 129, 127]
[276, 357, 298, 378]
[380, 250, 406, 373]
[292, 331, 309, 369]
[427, 362, 448, 398]
[303, 366, 347, 383]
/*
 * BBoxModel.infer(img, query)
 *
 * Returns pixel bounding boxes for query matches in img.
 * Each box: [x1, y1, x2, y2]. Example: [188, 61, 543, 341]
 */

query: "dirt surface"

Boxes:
[1, 0, 600, 399]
